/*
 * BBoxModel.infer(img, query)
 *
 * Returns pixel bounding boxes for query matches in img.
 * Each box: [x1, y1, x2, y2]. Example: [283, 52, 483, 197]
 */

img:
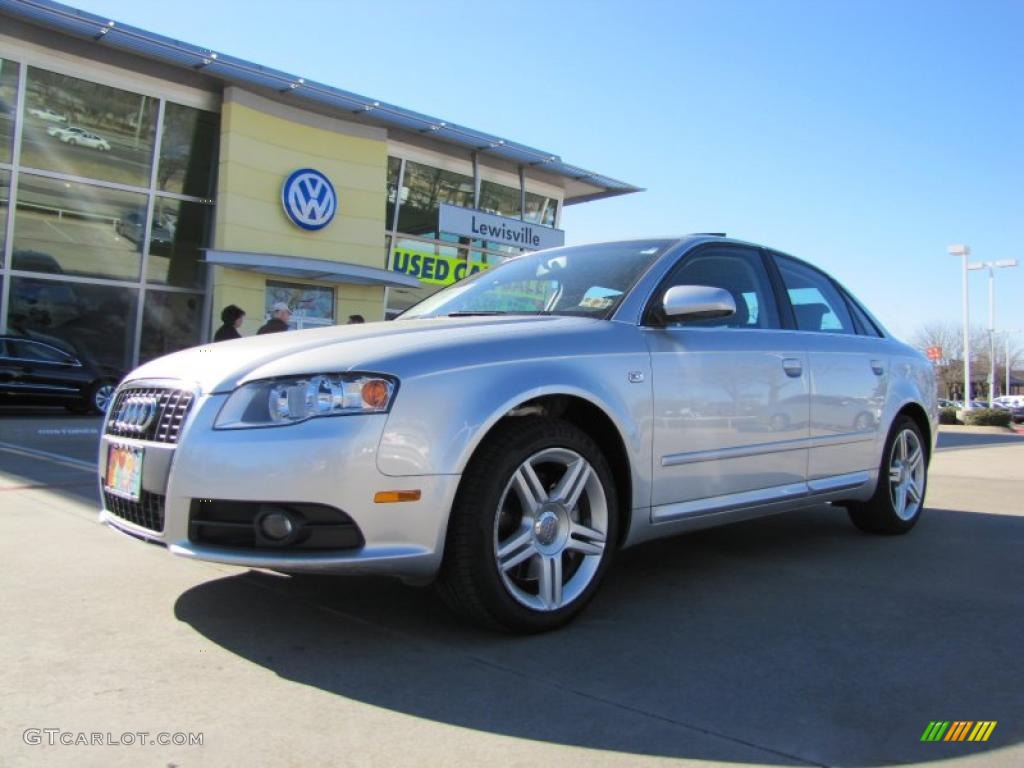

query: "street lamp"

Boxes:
[967, 258, 1018, 405]
[948, 245, 972, 407]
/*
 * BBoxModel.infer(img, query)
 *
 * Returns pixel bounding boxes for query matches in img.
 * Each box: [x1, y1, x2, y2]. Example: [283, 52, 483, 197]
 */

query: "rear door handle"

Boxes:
[782, 358, 803, 377]
[871, 359, 885, 376]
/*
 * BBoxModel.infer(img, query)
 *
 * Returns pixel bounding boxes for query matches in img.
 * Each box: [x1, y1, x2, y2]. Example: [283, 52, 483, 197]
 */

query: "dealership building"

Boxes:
[0, 0, 638, 377]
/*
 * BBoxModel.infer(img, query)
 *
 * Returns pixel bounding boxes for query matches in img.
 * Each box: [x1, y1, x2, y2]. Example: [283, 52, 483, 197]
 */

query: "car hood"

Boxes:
[126, 315, 609, 394]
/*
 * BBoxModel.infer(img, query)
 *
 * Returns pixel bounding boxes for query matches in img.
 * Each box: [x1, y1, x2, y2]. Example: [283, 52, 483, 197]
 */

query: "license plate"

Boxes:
[105, 443, 143, 501]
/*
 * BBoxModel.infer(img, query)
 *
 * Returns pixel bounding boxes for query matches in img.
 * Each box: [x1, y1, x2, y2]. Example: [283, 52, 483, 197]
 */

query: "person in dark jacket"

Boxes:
[257, 302, 292, 334]
[213, 304, 245, 342]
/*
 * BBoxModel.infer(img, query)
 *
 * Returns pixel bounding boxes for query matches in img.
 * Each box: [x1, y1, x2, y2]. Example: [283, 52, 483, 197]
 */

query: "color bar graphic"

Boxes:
[921, 721, 996, 742]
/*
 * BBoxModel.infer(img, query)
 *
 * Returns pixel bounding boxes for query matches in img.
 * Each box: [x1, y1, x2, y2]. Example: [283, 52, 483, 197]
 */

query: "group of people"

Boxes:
[213, 304, 366, 342]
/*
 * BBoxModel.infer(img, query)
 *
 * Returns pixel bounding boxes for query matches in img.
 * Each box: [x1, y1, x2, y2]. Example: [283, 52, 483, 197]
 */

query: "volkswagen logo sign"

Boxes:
[281, 168, 337, 231]
[113, 395, 160, 434]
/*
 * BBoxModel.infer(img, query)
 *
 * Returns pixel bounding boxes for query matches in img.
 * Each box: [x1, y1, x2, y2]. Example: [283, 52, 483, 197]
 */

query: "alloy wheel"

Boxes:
[493, 447, 609, 612]
[888, 428, 925, 520]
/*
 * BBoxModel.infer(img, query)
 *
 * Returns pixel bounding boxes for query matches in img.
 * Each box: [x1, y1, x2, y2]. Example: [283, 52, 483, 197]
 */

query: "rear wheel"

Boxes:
[438, 417, 618, 633]
[847, 415, 927, 534]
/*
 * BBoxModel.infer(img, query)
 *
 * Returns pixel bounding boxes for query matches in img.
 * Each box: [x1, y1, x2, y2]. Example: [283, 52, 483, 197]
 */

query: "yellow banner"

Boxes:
[391, 248, 489, 286]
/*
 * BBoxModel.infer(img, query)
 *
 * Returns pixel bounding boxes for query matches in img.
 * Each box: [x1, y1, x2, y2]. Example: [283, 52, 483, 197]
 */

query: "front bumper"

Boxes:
[99, 389, 461, 581]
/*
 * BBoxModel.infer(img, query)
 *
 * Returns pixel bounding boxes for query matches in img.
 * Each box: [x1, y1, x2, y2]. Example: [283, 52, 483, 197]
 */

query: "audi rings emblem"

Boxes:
[113, 395, 160, 433]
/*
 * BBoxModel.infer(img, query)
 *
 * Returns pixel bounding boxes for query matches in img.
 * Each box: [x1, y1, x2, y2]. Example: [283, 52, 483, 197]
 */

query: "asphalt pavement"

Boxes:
[0, 413, 1021, 767]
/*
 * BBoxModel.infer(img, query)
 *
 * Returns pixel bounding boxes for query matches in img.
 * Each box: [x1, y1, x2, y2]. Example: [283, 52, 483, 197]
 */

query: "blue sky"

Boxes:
[76, 0, 1024, 343]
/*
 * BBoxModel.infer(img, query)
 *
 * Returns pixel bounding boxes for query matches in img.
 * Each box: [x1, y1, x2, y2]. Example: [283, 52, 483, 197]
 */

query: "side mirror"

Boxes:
[662, 285, 736, 320]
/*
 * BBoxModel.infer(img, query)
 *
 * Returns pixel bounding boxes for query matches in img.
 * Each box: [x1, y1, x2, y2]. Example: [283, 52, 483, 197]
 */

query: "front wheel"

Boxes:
[846, 415, 928, 534]
[437, 417, 618, 633]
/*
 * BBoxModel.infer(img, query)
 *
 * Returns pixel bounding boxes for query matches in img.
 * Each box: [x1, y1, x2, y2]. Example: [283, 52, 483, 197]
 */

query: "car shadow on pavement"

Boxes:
[174, 504, 1022, 765]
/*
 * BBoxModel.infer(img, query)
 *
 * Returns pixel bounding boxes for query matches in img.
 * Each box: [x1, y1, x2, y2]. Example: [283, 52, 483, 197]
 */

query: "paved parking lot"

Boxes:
[0, 412, 1021, 767]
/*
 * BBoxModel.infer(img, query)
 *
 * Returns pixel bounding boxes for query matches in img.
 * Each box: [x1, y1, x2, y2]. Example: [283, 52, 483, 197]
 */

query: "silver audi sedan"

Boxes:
[99, 235, 937, 632]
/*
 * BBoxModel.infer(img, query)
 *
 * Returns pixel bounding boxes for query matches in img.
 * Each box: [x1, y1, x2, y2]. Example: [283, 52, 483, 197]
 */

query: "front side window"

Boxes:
[650, 247, 780, 329]
[775, 255, 854, 334]
[402, 240, 673, 319]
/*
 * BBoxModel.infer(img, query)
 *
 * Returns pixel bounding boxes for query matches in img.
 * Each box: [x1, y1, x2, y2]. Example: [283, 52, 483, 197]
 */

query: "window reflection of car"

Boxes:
[28, 106, 67, 123]
[116, 211, 173, 251]
[57, 128, 111, 151]
[0, 334, 118, 413]
[46, 125, 87, 139]
[12, 249, 64, 274]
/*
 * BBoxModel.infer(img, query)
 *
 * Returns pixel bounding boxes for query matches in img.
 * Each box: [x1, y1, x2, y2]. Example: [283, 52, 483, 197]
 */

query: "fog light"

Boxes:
[257, 508, 295, 541]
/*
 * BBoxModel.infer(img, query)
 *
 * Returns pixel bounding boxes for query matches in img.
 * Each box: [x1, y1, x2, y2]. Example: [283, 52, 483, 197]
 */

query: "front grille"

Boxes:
[106, 386, 195, 443]
[104, 490, 165, 532]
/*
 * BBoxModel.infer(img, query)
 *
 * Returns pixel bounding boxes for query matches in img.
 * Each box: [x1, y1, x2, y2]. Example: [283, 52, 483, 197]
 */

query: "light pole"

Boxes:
[967, 258, 1018, 405]
[948, 245, 972, 407]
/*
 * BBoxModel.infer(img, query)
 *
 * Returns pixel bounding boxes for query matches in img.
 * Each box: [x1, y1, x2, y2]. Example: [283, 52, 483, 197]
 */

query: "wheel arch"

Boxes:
[458, 392, 635, 549]
[896, 401, 933, 464]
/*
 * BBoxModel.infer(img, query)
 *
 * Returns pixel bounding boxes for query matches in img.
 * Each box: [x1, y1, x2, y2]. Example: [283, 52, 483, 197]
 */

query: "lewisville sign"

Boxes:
[439, 204, 565, 251]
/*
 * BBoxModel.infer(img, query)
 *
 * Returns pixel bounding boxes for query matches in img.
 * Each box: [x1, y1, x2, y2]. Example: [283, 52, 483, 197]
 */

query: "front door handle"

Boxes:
[871, 359, 885, 376]
[782, 358, 803, 377]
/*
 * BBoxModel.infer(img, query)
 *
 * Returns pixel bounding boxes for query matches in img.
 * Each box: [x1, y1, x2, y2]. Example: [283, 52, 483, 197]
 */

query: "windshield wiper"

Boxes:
[445, 310, 523, 317]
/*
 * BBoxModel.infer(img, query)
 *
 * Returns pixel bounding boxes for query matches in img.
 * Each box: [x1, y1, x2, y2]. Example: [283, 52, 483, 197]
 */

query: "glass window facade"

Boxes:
[0, 58, 19, 163]
[385, 155, 563, 316]
[1, 60, 219, 377]
[146, 198, 212, 288]
[479, 179, 520, 219]
[0, 169, 9, 267]
[8, 276, 137, 375]
[139, 290, 204, 364]
[21, 67, 157, 188]
[158, 102, 219, 197]
[396, 160, 474, 239]
[14, 174, 147, 280]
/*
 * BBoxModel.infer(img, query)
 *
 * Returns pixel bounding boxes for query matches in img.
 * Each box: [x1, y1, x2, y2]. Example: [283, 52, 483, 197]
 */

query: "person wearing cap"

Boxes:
[258, 302, 292, 334]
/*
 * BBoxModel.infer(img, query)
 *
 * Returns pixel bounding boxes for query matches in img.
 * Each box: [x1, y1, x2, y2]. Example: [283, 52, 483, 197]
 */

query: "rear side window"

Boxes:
[9, 340, 76, 363]
[775, 255, 854, 334]
[842, 291, 884, 337]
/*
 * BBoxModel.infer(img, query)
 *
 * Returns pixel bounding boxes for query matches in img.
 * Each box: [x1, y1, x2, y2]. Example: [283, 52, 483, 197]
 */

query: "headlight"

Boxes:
[215, 373, 397, 429]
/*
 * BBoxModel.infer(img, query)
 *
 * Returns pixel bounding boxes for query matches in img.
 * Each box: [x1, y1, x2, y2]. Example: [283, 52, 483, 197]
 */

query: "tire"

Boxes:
[437, 416, 619, 633]
[847, 415, 927, 534]
[87, 380, 116, 414]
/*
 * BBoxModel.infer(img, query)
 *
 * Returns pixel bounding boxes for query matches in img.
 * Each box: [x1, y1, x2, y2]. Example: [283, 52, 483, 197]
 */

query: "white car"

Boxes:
[59, 130, 111, 151]
[46, 125, 87, 140]
[28, 106, 67, 123]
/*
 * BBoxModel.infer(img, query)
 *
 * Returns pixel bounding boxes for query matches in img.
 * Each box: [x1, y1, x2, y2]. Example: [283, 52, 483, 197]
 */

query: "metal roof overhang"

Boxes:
[203, 250, 421, 289]
[0, 0, 643, 204]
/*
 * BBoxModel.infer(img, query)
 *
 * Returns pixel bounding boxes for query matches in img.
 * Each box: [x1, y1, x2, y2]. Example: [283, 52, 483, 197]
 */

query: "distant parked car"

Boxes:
[27, 106, 67, 123]
[0, 334, 118, 413]
[992, 402, 1024, 423]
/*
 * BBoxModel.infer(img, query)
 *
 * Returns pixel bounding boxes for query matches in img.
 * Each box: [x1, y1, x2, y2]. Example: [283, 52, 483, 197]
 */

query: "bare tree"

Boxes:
[909, 322, 1020, 399]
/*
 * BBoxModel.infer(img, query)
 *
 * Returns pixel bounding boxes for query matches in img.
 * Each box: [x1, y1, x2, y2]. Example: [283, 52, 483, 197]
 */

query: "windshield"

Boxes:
[400, 240, 674, 320]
